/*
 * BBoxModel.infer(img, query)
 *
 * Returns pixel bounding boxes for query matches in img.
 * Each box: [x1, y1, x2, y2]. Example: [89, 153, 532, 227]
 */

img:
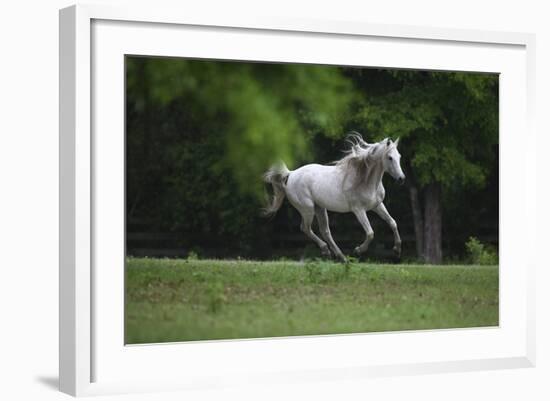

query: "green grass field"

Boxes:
[125, 258, 499, 344]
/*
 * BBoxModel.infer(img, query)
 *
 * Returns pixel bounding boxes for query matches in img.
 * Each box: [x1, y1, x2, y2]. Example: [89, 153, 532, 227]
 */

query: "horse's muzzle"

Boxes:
[397, 176, 406, 185]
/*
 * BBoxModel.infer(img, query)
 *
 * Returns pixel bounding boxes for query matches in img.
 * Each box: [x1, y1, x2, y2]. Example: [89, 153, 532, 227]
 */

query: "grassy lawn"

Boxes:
[125, 258, 499, 344]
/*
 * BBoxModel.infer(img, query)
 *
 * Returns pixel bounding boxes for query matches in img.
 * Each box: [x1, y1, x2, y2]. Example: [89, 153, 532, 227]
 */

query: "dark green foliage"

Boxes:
[348, 69, 498, 188]
[126, 57, 498, 261]
[465, 237, 499, 265]
[127, 57, 354, 197]
[126, 57, 356, 255]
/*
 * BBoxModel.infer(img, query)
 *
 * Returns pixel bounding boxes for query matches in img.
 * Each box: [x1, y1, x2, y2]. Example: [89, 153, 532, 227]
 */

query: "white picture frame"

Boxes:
[59, 3, 536, 397]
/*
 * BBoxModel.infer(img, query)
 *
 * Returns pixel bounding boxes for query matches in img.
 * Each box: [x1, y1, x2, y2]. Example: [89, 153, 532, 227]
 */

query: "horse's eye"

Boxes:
[388, 156, 393, 161]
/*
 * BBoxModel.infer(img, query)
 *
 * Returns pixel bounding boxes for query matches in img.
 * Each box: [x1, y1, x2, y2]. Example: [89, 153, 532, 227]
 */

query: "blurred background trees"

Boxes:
[346, 69, 498, 263]
[126, 56, 498, 263]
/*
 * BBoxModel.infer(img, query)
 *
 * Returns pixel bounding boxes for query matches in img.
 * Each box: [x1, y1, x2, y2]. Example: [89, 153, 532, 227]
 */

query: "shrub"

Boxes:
[465, 237, 498, 265]
[186, 250, 199, 261]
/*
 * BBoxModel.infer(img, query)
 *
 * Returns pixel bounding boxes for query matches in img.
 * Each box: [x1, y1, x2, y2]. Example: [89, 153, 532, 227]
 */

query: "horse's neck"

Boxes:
[362, 160, 385, 193]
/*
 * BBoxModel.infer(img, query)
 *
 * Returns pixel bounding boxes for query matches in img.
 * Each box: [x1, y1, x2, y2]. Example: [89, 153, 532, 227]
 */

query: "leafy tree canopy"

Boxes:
[348, 69, 498, 188]
[127, 57, 356, 196]
[126, 58, 499, 259]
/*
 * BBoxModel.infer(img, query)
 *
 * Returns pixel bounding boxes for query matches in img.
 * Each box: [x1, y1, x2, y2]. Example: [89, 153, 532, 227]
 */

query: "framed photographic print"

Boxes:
[59, 3, 536, 396]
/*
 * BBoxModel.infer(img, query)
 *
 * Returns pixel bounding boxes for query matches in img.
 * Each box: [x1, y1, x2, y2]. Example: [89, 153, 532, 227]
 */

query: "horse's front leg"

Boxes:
[352, 209, 374, 255]
[373, 202, 402, 257]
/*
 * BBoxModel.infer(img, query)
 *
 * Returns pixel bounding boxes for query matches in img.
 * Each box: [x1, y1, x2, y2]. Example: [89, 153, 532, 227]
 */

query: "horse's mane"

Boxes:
[333, 132, 395, 188]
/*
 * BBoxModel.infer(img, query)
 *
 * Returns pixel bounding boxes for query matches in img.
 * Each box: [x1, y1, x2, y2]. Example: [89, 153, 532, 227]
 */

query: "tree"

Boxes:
[348, 69, 498, 263]
[126, 58, 498, 261]
[126, 57, 356, 253]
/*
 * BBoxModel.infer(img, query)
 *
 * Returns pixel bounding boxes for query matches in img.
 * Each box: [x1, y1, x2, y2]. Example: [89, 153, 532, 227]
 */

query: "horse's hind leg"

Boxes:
[298, 209, 331, 258]
[314, 205, 346, 262]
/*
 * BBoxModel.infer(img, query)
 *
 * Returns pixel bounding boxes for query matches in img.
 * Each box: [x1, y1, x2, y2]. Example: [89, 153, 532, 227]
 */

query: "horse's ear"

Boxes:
[386, 138, 392, 147]
[394, 137, 400, 147]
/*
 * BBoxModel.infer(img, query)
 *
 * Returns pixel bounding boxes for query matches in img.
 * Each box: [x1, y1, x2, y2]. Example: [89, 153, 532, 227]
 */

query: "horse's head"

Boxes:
[382, 138, 406, 185]
[337, 133, 406, 186]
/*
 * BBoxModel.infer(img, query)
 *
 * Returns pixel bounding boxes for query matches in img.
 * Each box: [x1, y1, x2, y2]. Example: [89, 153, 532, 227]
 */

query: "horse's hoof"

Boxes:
[353, 246, 362, 255]
[321, 251, 332, 259]
[391, 249, 401, 263]
[393, 245, 402, 256]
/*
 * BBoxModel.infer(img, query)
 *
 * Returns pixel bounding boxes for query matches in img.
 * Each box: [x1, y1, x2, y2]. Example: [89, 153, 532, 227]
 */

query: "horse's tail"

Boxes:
[262, 162, 290, 217]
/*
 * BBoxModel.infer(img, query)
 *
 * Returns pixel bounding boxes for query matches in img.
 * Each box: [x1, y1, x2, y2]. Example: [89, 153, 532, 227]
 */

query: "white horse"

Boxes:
[263, 134, 405, 262]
